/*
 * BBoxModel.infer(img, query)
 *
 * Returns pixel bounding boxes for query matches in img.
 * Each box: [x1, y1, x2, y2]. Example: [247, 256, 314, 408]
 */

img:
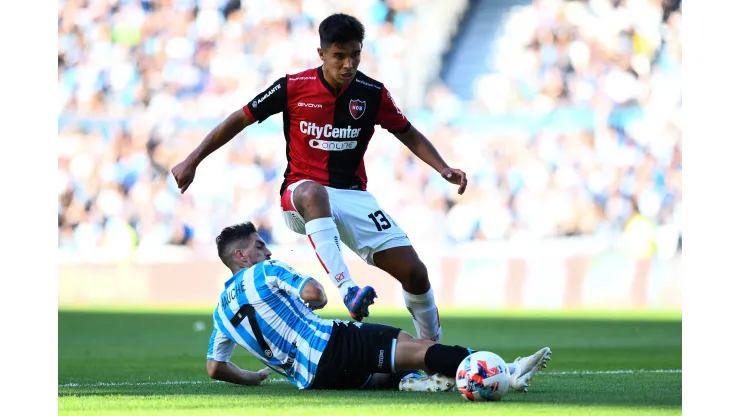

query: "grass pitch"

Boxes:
[58, 307, 681, 415]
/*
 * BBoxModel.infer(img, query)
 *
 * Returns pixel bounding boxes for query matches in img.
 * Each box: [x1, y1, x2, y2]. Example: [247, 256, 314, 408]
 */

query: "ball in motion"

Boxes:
[455, 351, 511, 401]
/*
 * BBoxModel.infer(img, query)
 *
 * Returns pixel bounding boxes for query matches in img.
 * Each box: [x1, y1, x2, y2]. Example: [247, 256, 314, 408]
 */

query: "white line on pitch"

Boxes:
[58, 369, 681, 388]
[545, 369, 682, 376]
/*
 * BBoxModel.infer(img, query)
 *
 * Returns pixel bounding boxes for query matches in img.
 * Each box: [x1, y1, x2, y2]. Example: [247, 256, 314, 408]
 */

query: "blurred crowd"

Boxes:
[416, 0, 682, 257]
[58, 0, 682, 259]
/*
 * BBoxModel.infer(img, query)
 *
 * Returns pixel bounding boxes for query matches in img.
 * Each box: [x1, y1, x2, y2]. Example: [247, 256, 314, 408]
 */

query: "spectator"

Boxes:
[58, 0, 681, 258]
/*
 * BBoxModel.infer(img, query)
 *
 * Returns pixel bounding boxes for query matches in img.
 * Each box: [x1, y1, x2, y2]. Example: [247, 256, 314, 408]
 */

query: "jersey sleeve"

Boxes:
[242, 77, 288, 123]
[207, 325, 237, 362]
[261, 260, 313, 298]
[376, 85, 411, 133]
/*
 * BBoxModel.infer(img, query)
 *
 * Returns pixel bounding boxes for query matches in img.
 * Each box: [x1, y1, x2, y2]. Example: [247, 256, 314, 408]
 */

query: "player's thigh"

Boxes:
[319, 322, 401, 376]
[326, 189, 411, 265]
[392, 332, 434, 371]
[311, 322, 400, 390]
[348, 322, 402, 374]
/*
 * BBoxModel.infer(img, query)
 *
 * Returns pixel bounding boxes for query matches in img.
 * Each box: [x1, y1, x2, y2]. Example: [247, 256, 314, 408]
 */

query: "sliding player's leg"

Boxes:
[393, 332, 552, 393]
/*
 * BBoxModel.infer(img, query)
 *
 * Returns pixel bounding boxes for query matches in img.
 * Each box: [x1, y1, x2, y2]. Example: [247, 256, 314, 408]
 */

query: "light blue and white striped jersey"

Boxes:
[206, 259, 335, 389]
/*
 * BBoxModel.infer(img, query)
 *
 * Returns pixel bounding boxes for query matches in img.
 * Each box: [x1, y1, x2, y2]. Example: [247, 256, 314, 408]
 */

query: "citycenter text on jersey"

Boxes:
[300, 121, 362, 140]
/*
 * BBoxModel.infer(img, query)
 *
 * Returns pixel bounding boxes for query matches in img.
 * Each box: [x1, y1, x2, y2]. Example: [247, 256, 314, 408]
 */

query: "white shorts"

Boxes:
[280, 180, 412, 266]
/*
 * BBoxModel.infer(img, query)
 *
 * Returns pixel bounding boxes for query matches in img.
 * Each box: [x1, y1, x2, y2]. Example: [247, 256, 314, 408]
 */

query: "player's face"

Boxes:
[318, 41, 362, 88]
[240, 233, 272, 266]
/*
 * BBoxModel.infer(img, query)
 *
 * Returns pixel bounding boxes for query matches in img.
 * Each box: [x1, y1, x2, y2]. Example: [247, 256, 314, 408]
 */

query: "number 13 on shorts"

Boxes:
[368, 210, 395, 232]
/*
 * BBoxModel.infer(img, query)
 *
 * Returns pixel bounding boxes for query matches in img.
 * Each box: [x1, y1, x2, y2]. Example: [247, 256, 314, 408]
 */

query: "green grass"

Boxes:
[58, 308, 682, 415]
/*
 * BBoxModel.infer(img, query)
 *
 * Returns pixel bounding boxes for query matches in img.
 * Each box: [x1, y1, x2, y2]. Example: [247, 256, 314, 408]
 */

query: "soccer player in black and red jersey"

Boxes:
[172, 13, 467, 343]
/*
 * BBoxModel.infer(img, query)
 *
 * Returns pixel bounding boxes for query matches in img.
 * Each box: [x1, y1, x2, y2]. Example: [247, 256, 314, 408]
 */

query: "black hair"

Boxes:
[318, 13, 365, 49]
[216, 222, 257, 267]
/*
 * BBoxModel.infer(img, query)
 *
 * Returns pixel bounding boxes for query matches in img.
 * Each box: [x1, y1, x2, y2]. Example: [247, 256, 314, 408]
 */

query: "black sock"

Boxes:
[424, 344, 476, 377]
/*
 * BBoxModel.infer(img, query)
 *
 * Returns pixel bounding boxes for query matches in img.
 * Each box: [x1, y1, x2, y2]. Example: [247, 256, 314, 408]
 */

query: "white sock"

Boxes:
[305, 217, 356, 298]
[402, 287, 442, 341]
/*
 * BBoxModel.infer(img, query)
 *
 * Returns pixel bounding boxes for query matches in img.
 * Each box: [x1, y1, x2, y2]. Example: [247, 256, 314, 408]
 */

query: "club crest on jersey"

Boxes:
[349, 99, 366, 120]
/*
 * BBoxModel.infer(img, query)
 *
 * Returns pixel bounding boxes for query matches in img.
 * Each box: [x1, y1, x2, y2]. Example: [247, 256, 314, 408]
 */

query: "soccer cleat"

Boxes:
[343, 286, 377, 322]
[399, 373, 456, 392]
[509, 347, 552, 393]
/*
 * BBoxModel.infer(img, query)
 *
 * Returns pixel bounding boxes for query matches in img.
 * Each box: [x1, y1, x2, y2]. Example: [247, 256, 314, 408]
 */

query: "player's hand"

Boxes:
[244, 367, 271, 385]
[441, 167, 468, 195]
[171, 159, 198, 194]
[257, 367, 271, 382]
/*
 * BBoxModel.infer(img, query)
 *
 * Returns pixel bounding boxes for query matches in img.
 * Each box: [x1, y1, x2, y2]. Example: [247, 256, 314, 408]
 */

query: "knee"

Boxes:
[401, 260, 429, 293]
[407, 260, 428, 285]
[375, 248, 430, 293]
[293, 181, 329, 211]
[401, 332, 435, 347]
[206, 360, 220, 379]
[410, 260, 428, 280]
[397, 330, 415, 341]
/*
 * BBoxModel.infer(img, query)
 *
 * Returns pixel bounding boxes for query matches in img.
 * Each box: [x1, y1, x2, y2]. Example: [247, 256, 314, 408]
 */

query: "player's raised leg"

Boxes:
[292, 181, 376, 321]
[373, 246, 442, 342]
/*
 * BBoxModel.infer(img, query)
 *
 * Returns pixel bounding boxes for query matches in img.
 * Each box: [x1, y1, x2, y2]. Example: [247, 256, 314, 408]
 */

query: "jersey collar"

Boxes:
[317, 66, 353, 97]
[224, 268, 246, 288]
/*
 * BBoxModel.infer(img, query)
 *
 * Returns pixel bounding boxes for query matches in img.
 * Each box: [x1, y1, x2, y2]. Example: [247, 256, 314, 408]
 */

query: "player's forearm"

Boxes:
[395, 126, 449, 173]
[187, 110, 252, 164]
[209, 361, 265, 386]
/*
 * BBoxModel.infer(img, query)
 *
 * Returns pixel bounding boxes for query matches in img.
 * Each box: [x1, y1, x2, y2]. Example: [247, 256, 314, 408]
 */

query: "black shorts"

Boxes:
[309, 321, 401, 390]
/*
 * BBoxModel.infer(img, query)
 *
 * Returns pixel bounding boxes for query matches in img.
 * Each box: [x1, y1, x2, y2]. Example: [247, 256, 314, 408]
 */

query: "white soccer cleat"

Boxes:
[509, 347, 552, 392]
[398, 373, 456, 392]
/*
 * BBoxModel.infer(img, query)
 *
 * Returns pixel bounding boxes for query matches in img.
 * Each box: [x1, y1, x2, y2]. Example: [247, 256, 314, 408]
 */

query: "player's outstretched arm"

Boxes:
[171, 109, 256, 194]
[206, 359, 271, 386]
[393, 126, 468, 195]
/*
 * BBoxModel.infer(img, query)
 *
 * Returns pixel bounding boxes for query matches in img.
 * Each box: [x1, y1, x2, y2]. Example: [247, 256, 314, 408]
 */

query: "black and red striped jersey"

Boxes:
[242, 66, 411, 195]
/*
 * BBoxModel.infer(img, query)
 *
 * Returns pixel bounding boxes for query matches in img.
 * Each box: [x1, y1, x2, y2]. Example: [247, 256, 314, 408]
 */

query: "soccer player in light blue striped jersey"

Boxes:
[206, 222, 552, 391]
[208, 226, 334, 389]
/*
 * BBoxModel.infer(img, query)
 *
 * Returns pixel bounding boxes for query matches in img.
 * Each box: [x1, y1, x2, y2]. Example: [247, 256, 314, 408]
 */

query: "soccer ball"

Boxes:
[455, 351, 511, 402]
